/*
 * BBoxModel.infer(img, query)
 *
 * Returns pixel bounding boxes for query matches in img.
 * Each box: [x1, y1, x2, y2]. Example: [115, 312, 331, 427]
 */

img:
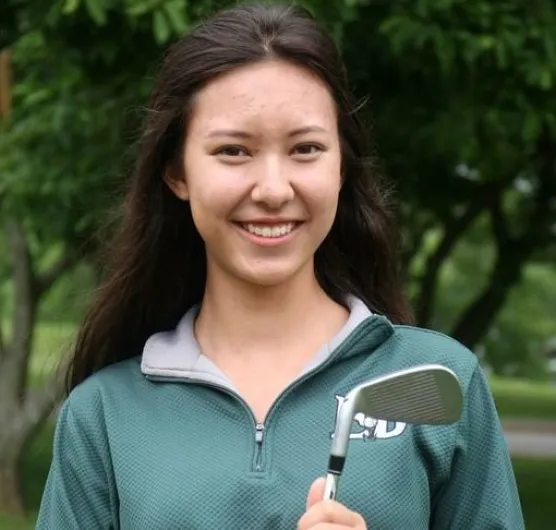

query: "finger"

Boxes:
[298, 499, 365, 529]
[306, 477, 327, 510]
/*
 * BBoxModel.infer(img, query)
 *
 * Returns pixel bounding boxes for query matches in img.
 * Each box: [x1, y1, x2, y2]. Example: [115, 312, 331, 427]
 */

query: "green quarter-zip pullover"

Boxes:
[36, 297, 525, 529]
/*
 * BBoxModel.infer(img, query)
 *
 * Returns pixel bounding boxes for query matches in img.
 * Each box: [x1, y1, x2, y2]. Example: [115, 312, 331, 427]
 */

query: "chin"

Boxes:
[235, 262, 310, 289]
[239, 270, 298, 288]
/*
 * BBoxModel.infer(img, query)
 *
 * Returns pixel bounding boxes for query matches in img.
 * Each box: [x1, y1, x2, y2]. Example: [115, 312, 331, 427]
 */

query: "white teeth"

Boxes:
[242, 222, 296, 238]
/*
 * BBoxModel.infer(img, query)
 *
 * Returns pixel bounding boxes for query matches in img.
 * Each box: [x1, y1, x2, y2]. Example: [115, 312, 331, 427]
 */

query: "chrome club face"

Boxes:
[323, 364, 463, 500]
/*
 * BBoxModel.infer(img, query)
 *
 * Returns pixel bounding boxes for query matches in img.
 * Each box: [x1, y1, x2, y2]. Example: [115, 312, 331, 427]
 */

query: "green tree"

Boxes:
[0, 0, 184, 514]
[341, 0, 556, 347]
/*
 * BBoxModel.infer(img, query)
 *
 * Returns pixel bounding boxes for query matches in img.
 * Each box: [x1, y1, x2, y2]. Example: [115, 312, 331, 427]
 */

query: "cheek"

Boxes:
[185, 160, 244, 221]
[298, 165, 342, 213]
[188, 185, 235, 223]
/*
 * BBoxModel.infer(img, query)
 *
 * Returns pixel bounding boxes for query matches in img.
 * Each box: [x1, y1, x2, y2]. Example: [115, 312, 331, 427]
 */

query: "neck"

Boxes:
[195, 264, 347, 360]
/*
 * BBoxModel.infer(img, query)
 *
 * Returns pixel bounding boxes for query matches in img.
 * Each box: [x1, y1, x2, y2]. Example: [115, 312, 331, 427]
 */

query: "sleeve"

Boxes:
[35, 396, 118, 529]
[430, 363, 525, 529]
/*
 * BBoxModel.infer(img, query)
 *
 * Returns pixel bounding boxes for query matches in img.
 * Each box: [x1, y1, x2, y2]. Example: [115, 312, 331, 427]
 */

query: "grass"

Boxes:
[490, 376, 556, 421]
[0, 512, 35, 528]
[0, 515, 33, 530]
[513, 458, 556, 529]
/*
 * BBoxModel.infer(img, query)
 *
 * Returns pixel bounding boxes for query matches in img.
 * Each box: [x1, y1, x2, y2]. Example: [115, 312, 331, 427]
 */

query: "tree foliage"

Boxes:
[341, 0, 556, 344]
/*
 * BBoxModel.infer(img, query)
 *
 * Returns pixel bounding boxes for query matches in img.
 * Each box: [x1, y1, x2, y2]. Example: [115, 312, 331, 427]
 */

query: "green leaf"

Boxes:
[125, 0, 155, 17]
[62, 0, 81, 15]
[477, 34, 496, 50]
[522, 112, 540, 144]
[153, 10, 171, 44]
[24, 88, 51, 107]
[84, 0, 107, 25]
[539, 68, 552, 90]
[163, 0, 189, 35]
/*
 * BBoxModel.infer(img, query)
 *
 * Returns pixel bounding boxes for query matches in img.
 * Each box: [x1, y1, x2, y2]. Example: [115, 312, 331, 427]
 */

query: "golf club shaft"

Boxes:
[323, 472, 339, 500]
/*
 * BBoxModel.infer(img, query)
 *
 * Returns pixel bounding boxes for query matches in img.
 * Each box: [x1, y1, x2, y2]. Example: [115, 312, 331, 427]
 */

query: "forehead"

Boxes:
[189, 59, 337, 131]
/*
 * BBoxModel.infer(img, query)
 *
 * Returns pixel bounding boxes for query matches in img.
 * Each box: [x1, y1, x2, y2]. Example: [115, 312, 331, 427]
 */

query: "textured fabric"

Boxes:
[36, 316, 525, 529]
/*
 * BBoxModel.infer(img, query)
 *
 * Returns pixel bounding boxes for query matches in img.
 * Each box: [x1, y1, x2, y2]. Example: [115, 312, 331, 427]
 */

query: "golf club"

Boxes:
[323, 363, 463, 500]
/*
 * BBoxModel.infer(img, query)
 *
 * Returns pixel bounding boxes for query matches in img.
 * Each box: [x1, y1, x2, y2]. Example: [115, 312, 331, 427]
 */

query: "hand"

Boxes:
[297, 477, 367, 529]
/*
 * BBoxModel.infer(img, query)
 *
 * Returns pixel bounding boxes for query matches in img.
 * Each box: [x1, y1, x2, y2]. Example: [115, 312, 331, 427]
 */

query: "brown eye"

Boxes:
[292, 144, 324, 157]
[215, 145, 249, 157]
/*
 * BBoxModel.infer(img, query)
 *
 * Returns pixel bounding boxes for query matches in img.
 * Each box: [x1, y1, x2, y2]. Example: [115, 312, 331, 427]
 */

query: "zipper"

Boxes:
[145, 376, 264, 471]
[146, 316, 385, 474]
[253, 423, 265, 471]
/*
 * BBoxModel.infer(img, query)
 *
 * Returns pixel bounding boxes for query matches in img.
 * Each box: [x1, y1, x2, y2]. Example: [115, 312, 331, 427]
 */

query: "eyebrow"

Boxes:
[205, 125, 328, 139]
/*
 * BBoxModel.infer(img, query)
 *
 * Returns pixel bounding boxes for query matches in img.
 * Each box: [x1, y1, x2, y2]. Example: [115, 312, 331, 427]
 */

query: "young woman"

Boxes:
[36, 3, 525, 529]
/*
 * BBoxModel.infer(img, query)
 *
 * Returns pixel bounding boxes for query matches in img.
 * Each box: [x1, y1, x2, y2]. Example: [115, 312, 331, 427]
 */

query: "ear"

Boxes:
[164, 167, 189, 201]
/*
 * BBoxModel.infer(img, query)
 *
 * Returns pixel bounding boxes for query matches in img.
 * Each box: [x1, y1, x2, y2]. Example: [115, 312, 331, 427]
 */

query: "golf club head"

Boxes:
[350, 363, 463, 425]
[330, 363, 463, 458]
[324, 364, 463, 500]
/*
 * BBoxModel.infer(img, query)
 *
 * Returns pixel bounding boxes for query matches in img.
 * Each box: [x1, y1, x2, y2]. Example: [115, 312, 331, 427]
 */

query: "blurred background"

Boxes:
[1, 0, 555, 528]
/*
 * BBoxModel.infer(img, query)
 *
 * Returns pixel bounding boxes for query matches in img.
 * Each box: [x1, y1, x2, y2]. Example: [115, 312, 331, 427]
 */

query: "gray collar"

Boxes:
[140, 295, 373, 390]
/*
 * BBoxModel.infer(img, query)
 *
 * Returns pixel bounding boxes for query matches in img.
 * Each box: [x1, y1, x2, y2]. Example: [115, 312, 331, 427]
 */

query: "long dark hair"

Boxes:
[67, 2, 414, 393]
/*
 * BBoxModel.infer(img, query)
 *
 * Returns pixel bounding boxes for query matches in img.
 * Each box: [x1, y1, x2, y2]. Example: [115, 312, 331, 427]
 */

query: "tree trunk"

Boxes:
[0, 218, 79, 515]
[0, 372, 65, 515]
[415, 181, 508, 327]
[453, 129, 556, 350]
[0, 49, 12, 119]
[415, 204, 483, 326]
[0, 444, 24, 514]
[400, 212, 435, 280]
[450, 252, 526, 349]
[4, 218, 38, 403]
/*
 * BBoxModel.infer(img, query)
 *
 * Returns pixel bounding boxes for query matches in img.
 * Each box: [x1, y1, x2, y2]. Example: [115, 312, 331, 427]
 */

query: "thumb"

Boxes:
[306, 477, 327, 510]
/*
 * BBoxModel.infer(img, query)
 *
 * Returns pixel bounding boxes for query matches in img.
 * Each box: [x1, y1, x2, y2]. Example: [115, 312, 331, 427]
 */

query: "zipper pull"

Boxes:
[255, 422, 265, 443]
[253, 423, 265, 472]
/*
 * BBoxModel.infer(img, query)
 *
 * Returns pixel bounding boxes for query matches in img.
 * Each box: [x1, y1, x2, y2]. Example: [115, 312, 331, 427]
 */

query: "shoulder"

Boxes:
[61, 357, 145, 424]
[385, 323, 480, 392]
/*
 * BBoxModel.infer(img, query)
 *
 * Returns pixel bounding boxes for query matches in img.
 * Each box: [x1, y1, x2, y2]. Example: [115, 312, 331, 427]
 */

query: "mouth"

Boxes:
[236, 222, 301, 239]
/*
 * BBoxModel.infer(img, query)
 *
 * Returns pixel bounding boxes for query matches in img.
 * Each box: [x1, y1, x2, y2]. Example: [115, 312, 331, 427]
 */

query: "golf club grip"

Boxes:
[323, 473, 338, 500]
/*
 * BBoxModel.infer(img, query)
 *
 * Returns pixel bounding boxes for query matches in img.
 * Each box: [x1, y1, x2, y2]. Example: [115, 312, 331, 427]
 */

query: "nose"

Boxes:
[250, 157, 294, 209]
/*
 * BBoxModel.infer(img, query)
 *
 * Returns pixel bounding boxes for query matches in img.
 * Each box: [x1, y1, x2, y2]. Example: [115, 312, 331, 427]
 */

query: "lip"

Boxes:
[236, 218, 300, 224]
[234, 221, 302, 247]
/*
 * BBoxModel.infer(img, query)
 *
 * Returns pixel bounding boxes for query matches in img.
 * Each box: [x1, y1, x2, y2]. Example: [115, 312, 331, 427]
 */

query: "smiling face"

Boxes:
[166, 59, 342, 289]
